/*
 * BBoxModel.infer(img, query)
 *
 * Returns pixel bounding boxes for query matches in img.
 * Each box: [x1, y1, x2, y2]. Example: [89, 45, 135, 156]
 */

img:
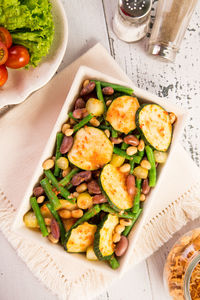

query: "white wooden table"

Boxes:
[1, 1, 200, 299]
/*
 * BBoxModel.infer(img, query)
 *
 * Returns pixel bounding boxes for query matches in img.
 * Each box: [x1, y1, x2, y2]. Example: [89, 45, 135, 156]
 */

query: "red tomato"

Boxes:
[0, 65, 8, 87]
[0, 42, 8, 65]
[0, 27, 12, 48]
[6, 45, 30, 69]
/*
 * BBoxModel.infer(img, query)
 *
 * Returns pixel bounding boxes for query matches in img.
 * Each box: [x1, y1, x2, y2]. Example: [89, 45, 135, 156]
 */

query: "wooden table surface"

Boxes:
[1, 1, 200, 300]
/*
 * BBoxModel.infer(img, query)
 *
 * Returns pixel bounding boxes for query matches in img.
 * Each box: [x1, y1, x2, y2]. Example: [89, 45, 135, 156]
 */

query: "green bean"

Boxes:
[109, 255, 120, 269]
[30, 197, 49, 237]
[59, 168, 79, 187]
[113, 147, 141, 163]
[132, 156, 141, 164]
[98, 116, 104, 124]
[122, 209, 142, 237]
[46, 203, 66, 245]
[93, 80, 133, 96]
[145, 145, 156, 187]
[111, 128, 118, 138]
[138, 149, 144, 158]
[137, 149, 145, 163]
[65, 205, 101, 241]
[121, 142, 129, 150]
[40, 178, 62, 210]
[100, 204, 135, 219]
[130, 160, 135, 174]
[44, 170, 75, 203]
[54, 133, 64, 177]
[73, 113, 93, 132]
[67, 183, 73, 190]
[98, 125, 111, 130]
[68, 112, 78, 122]
[96, 81, 107, 113]
[73, 205, 101, 227]
[132, 178, 142, 213]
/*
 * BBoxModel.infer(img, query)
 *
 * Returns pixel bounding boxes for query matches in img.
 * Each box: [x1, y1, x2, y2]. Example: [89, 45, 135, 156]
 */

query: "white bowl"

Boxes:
[0, 0, 68, 109]
[13, 66, 187, 275]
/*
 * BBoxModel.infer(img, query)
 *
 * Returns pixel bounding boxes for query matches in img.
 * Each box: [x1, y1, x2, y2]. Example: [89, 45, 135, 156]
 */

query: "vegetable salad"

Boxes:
[24, 79, 176, 269]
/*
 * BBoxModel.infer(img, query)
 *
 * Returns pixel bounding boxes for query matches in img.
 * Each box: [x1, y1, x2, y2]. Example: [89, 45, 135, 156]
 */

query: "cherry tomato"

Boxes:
[0, 65, 8, 87]
[6, 45, 30, 69]
[0, 27, 12, 48]
[0, 42, 8, 65]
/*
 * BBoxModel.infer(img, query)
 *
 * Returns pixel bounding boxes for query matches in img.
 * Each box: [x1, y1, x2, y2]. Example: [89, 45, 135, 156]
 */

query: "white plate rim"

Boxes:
[0, 0, 68, 109]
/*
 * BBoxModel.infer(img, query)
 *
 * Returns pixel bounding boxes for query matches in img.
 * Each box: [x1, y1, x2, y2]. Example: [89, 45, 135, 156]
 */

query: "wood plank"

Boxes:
[59, 0, 111, 70]
[0, 232, 55, 300]
[103, 1, 200, 299]
[95, 261, 153, 300]
[103, 0, 200, 167]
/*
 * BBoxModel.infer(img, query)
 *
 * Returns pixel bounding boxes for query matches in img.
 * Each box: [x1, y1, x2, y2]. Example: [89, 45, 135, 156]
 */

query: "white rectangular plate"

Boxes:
[13, 66, 187, 275]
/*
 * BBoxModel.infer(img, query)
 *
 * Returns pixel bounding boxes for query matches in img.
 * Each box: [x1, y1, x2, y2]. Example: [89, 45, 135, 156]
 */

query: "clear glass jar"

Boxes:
[164, 228, 200, 300]
[148, 0, 198, 61]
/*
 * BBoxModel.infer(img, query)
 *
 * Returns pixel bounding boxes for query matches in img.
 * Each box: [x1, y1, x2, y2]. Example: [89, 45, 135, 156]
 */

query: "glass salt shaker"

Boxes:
[113, 0, 152, 43]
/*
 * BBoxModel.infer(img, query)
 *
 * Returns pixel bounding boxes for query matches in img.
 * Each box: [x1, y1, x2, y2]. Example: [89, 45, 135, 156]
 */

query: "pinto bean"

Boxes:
[110, 137, 123, 144]
[102, 86, 114, 95]
[80, 81, 95, 96]
[142, 178, 151, 195]
[71, 171, 92, 186]
[115, 236, 129, 257]
[123, 135, 139, 146]
[73, 108, 87, 119]
[126, 175, 136, 197]
[87, 180, 101, 194]
[93, 194, 107, 204]
[50, 218, 60, 240]
[60, 136, 73, 154]
[92, 170, 101, 179]
[75, 98, 85, 109]
[33, 186, 44, 197]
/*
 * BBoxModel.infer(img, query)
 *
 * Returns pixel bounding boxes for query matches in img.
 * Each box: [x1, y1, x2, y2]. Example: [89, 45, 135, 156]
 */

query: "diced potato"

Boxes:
[133, 166, 148, 179]
[86, 245, 98, 261]
[77, 192, 93, 210]
[110, 154, 125, 167]
[86, 98, 104, 116]
[23, 211, 39, 228]
[56, 157, 69, 170]
[154, 150, 168, 163]
[40, 203, 52, 218]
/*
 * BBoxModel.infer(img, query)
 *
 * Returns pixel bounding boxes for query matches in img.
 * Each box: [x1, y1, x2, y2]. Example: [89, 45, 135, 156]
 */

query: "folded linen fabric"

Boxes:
[1, 44, 200, 300]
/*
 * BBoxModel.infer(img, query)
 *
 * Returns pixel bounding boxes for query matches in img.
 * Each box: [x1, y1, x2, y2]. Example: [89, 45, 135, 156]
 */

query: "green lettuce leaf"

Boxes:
[0, 0, 54, 67]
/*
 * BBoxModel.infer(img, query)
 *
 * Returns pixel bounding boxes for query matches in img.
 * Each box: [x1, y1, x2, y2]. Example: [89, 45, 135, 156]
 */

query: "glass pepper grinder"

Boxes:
[113, 0, 152, 43]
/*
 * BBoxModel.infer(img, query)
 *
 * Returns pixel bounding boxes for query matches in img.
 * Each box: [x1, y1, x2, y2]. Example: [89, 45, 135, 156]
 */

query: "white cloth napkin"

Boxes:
[1, 44, 200, 300]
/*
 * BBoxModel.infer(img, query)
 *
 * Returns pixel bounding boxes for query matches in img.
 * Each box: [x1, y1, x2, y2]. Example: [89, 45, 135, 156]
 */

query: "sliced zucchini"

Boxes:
[68, 126, 113, 170]
[86, 245, 98, 261]
[106, 96, 140, 134]
[136, 104, 172, 152]
[65, 222, 97, 252]
[100, 164, 133, 211]
[94, 213, 119, 260]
